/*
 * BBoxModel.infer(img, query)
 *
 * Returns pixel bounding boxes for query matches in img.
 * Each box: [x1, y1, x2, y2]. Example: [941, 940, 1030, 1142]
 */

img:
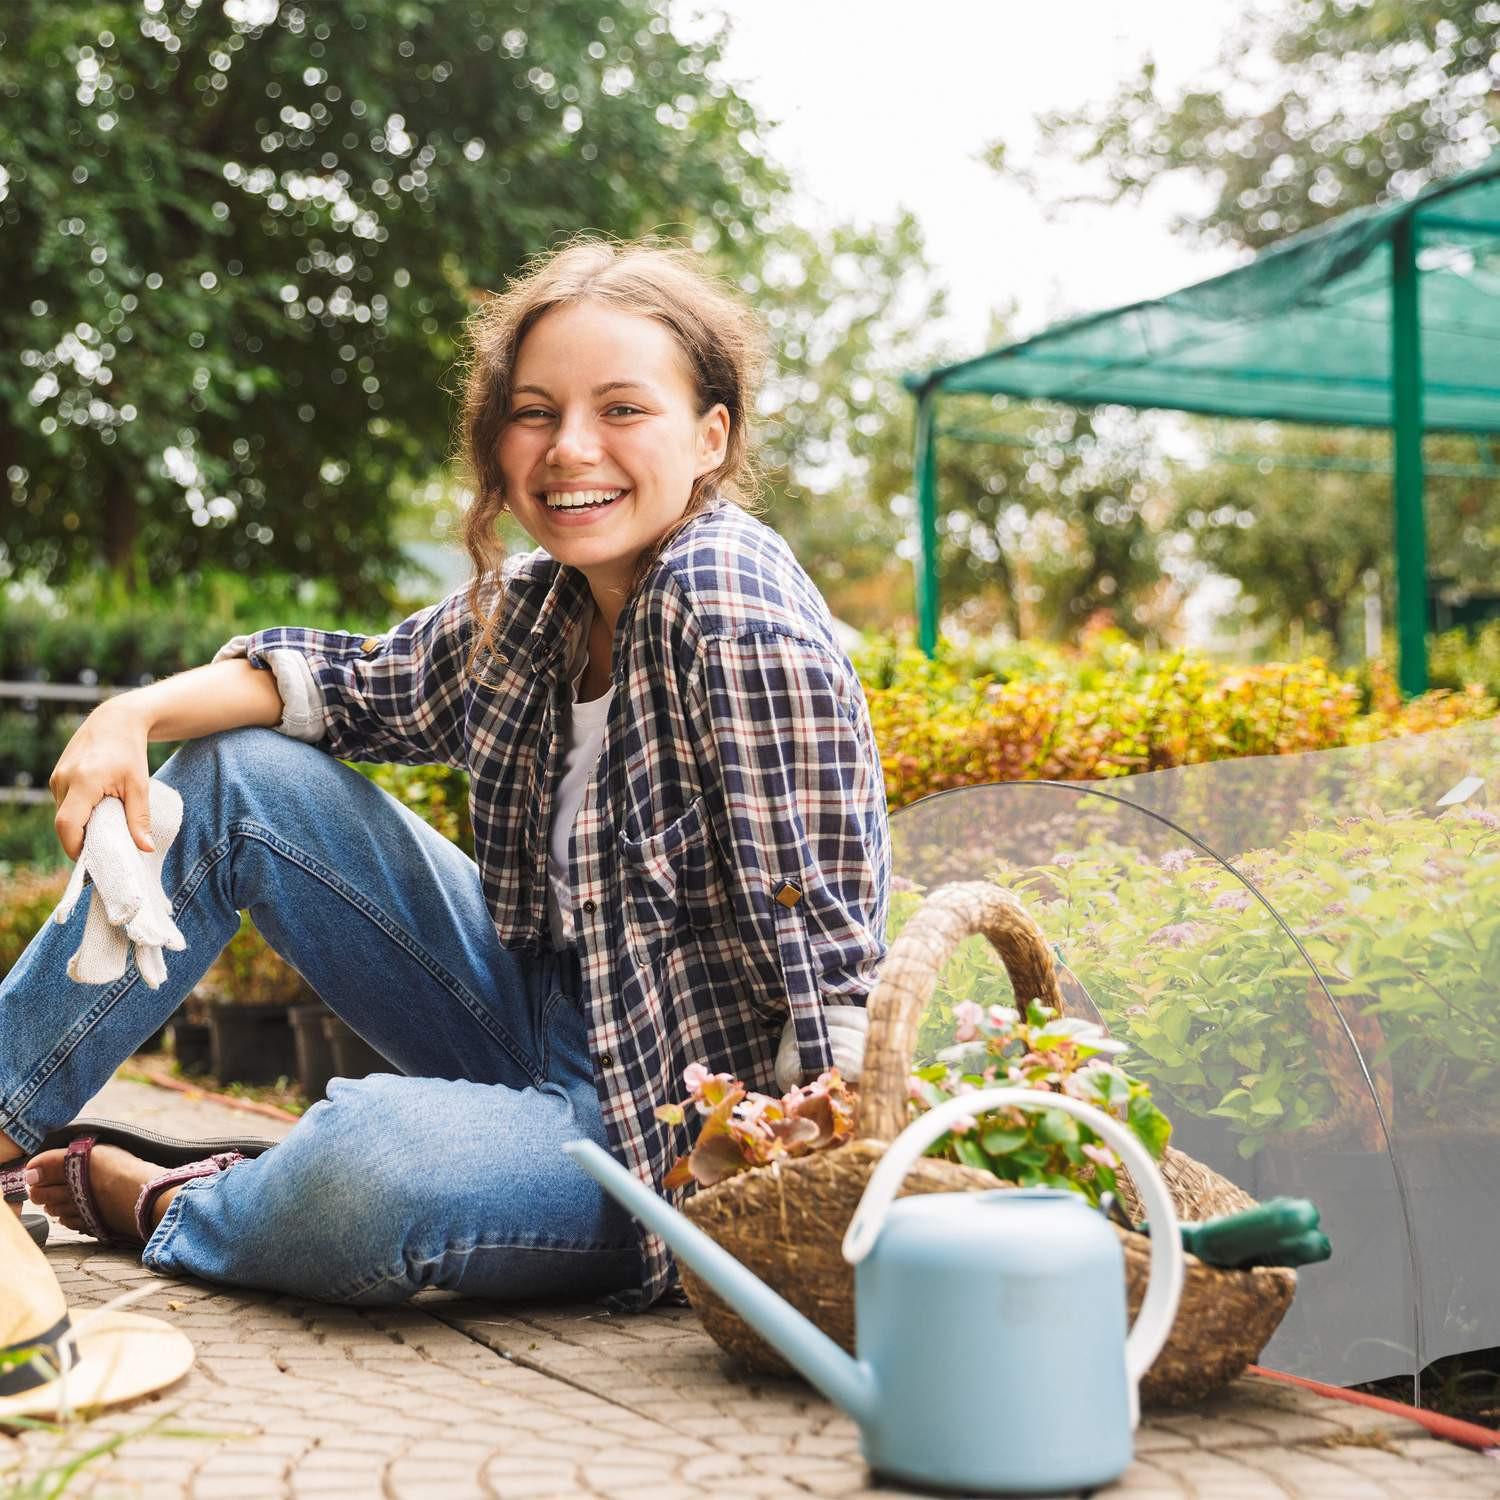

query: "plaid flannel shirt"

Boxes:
[218, 500, 891, 1306]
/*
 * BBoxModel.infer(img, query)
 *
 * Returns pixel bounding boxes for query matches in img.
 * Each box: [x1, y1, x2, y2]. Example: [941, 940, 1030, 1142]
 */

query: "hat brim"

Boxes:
[0, 1308, 194, 1422]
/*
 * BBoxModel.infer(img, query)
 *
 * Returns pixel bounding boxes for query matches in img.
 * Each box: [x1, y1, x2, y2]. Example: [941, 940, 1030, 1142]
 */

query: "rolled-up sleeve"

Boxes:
[690, 629, 890, 1079]
[211, 589, 473, 769]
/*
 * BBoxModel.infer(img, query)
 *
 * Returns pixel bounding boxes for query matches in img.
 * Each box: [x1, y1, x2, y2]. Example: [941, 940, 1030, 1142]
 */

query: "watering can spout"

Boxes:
[563, 1140, 877, 1423]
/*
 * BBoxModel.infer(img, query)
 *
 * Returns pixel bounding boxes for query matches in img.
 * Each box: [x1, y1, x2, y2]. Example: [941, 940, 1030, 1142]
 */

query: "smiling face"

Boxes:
[497, 300, 730, 615]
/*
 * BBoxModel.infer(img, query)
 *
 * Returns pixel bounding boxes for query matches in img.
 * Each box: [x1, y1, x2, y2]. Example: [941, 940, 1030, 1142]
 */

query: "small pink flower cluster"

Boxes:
[907, 999, 1168, 1206]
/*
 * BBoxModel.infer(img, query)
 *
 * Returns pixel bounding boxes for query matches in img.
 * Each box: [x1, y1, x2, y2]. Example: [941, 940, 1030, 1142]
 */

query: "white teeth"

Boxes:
[543, 489, 624, 509]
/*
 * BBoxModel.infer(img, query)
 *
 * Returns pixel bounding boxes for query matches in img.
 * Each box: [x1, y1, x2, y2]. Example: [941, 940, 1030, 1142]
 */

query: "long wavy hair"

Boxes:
[456, 236, 768, 681]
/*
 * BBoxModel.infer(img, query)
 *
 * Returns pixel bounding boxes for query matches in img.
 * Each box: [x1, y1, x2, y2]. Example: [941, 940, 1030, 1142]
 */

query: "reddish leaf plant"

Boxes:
[655, 1062, 857, 1189]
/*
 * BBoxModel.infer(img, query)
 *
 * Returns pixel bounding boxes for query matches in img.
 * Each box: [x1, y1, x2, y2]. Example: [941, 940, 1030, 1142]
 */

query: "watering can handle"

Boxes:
[842, 1087, 1184, 1425]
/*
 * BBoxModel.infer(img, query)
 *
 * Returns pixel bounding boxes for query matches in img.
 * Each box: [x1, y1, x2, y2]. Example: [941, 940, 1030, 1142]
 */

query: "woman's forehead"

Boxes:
[514, 301, 695, 395]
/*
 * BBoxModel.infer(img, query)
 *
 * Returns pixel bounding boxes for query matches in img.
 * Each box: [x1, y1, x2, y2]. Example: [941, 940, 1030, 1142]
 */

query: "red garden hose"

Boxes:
[1249, 1364, 1500, 1454]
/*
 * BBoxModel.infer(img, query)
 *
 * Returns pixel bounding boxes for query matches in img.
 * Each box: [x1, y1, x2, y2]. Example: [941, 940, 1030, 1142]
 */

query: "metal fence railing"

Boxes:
[0, 679, 128, 805]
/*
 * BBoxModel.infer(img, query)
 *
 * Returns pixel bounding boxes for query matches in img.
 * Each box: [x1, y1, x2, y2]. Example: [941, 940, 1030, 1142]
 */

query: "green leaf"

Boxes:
[980, 1126, 1028, 1155]
[1033, 1108, 1080, 1146]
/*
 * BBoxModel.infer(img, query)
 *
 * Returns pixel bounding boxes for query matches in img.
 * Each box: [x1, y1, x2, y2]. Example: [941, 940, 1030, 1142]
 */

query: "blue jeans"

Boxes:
[0, 727, 640, 1305]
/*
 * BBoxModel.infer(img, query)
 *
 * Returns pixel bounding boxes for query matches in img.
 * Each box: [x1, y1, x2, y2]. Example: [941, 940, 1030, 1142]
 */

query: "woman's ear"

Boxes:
[694, 403, 731, 479]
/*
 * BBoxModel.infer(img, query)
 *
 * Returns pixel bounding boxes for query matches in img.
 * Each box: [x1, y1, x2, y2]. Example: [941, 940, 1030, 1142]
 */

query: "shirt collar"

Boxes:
[521, 563, 593, 674]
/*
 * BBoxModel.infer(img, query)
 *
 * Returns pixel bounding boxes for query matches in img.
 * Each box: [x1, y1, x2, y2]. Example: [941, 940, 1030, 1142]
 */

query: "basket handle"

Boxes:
[857, 881, 1063, 1141]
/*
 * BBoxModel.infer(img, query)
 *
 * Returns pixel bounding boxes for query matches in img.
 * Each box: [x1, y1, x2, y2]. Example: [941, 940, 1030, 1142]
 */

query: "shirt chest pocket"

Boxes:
[617, 794, 732, 935]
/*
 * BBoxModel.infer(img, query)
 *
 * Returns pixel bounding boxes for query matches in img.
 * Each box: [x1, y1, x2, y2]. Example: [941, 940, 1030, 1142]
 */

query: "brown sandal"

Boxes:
[0, 1157, 49, 1247]
[62, 1134, 245, 1246]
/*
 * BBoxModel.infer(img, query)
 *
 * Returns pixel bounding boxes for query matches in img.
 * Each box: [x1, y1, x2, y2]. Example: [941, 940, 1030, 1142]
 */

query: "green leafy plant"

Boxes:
[652, 1005, 1170, 1209]
[892, 799, 1500, 1155]
[908, 1000, 1171, 1205]
[0, 1343, 227, 1500]
[0, 1410, 231, 1499]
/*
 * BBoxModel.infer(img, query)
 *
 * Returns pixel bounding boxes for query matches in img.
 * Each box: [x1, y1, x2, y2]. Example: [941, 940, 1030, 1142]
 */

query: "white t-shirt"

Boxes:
[546, 609, 615, 951]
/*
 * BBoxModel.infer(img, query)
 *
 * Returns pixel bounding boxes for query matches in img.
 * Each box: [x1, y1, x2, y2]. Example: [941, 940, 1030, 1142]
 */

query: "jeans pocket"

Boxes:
[540, 989, 590, 1084]
[616, 795, 731, 936]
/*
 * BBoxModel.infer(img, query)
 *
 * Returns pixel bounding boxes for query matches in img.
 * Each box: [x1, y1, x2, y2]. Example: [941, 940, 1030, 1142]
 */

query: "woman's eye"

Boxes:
[511, 407, 553, 422]
[605, 404, 644, 417]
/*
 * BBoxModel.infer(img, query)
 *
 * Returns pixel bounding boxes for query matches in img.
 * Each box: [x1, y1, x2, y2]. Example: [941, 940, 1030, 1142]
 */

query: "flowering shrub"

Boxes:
[0, 865, 68, 978]
[655, 1063, 856, 1188]
[853, 635, 1497, 811]
[908, 1000, 1171, 1206]
[890, 797, 1500, 1154]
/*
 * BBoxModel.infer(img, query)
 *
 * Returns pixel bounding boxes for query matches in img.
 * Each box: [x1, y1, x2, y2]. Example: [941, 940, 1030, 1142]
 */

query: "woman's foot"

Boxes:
[24, 1143, 184, 1241]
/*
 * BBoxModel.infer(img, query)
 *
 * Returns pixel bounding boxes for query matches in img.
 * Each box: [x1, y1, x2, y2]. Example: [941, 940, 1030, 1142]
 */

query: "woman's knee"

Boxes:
[246, 1078, 423, 1241]
[278, 1076, 430, 1221]
[163, 725, 312, 790]
[159, 728, 348, 834]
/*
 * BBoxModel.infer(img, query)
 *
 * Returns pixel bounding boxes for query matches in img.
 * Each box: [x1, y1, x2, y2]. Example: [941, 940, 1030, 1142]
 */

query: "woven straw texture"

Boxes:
[679, 881, 1296, 1407]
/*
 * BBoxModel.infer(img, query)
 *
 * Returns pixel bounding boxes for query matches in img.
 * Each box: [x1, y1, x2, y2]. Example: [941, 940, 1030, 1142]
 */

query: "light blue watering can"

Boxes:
[566, 1087, 1185, 1495]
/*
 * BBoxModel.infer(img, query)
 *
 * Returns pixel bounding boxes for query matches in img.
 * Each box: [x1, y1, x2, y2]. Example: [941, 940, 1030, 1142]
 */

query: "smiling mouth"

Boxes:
[540, 488, 628, 511]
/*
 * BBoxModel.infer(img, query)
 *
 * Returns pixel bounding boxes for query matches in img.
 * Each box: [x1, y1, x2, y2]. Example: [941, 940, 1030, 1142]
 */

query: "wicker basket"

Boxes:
[679, 881, 1297, 1407]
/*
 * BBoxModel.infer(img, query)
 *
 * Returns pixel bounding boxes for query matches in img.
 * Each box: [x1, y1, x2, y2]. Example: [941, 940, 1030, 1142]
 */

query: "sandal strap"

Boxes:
[1, 1155, 28, 1204]
[133, 1152, 245, 1242]
[63, 1135, 115, 1243]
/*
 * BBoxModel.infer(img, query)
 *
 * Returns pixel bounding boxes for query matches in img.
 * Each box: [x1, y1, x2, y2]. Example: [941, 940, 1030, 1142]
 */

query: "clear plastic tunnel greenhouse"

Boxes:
[887, 718, 1499, 1391]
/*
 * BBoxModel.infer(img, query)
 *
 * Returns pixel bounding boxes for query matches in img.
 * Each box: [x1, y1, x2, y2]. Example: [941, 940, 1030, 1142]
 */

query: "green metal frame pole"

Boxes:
[1391, 216, 1428, 697]
[914, 384, 940, 656]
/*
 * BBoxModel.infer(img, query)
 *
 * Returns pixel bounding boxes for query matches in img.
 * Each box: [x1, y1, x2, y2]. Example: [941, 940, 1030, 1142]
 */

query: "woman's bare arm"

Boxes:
[50, 659, 286, 859]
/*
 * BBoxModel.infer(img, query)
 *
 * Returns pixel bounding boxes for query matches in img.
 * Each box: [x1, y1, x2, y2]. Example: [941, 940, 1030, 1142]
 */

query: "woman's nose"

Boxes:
[547, 418, 600, 467]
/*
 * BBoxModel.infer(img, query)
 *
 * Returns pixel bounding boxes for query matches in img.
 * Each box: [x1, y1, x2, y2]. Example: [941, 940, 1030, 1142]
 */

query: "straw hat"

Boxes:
[0, 1206, 194, 1422]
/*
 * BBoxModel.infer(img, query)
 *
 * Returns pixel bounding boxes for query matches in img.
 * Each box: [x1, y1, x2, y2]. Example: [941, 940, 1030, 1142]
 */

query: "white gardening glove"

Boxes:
[774, 1005, 868, 1094]
[52, 781, 186, 989]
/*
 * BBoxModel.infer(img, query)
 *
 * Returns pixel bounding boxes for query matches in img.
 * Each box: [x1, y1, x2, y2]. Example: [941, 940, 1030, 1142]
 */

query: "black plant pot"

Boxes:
[321, 1013, 394, 1082]
[289, 1002, 335, 1102]
[170, 1018, 212, 1077]
[208, 999, 298, 1085]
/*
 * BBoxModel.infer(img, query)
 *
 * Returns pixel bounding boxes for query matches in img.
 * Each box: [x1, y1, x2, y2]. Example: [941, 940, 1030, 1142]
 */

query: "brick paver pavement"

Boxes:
[3, 1076, 1498, 1498]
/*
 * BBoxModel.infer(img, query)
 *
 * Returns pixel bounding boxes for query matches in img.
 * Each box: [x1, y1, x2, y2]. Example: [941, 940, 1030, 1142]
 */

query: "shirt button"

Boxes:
[359, 636, 381, 655]
[598, 1051, 614, 1069]
[582, 898, 597, 915]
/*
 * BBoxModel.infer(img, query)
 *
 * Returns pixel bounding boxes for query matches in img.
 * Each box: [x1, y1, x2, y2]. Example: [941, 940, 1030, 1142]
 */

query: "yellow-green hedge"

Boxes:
[854, 636, 1496, 811]
[3, 644, 1492, 988]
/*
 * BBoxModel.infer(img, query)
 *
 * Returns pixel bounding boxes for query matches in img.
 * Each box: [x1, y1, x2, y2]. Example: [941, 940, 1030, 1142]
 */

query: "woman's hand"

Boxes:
[48, 657, 288, 861]
[49, 696, 157, 861]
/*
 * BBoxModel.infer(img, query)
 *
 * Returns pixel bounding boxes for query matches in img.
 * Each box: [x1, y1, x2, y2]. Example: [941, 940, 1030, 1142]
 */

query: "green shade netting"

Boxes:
[913, 155, 1500, 433]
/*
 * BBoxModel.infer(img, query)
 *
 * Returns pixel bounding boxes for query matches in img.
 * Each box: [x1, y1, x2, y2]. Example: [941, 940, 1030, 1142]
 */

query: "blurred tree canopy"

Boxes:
[740, 222, 1176, 643]
[744, 211, 941, 631]
[999, 0, 1498, 250]
[888, 395, 1176, 644]
[981, 0, 1500, 648]
[1172, 427, 1500, 651]
[0, 0, 783, 609]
